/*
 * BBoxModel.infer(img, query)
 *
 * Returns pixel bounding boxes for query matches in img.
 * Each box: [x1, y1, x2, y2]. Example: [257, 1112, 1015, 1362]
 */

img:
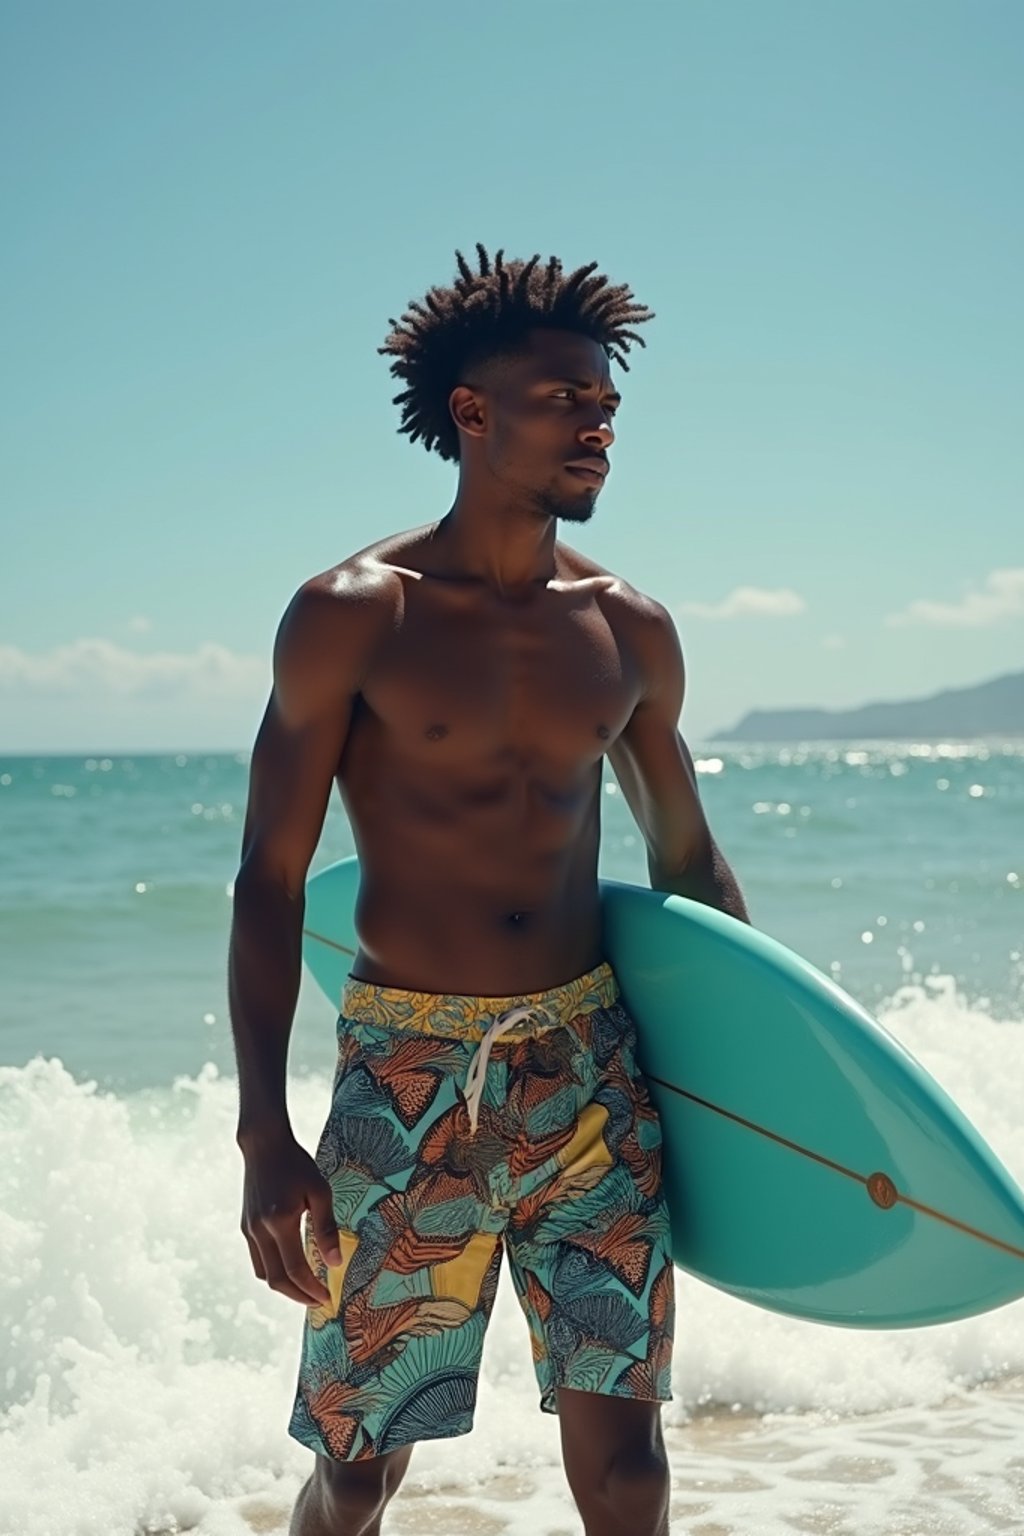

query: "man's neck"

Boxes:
[428, 500, 558, 594]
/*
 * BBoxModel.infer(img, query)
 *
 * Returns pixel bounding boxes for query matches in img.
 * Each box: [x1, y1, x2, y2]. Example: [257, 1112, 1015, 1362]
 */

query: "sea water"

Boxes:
[1, 743, 1022, 1536]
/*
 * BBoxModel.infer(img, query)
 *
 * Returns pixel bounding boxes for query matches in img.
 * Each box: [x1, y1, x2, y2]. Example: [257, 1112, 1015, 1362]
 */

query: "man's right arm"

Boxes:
[228, 566, 392, 1149]
[227, 567, 395, 1306]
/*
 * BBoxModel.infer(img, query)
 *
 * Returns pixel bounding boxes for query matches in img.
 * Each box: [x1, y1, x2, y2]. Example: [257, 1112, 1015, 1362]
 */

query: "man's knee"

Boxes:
[302, 1446, 415, 1535]
[604, 1443, 671, 1532]
[320, 1464, 385, 1531]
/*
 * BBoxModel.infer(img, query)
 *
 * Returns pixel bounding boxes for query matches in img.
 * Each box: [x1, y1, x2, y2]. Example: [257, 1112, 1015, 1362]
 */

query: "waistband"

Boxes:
[340, 960, 619, 1042]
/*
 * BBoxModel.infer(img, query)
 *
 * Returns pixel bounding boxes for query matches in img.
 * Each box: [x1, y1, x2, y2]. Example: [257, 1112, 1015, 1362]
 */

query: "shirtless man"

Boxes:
[229, 245, 748, 1536]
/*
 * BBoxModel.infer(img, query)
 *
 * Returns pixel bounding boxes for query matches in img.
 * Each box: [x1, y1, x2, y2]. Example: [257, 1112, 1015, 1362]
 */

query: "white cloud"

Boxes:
[127, 615, 152, 634]
[886, 567, 1024, 628]
[0, 638, 268, 698]
[823, 634, 846, 650]
[677, 586, 806, 621]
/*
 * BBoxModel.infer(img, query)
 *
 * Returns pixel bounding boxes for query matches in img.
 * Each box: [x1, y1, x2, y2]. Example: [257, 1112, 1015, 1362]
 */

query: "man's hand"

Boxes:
[239, 1131, 342, 1307]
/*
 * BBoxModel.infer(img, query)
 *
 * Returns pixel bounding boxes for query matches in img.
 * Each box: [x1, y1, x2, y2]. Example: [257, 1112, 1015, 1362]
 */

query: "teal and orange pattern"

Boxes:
[287, 961, 675, 1462]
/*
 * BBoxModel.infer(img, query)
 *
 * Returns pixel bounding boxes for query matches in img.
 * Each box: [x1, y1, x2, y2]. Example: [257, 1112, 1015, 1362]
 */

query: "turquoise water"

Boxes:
[1, 741, 1021, 1089]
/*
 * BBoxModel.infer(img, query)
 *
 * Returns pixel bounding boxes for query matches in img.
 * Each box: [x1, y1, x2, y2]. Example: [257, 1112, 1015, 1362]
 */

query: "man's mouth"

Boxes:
[565, 465, 607, 485]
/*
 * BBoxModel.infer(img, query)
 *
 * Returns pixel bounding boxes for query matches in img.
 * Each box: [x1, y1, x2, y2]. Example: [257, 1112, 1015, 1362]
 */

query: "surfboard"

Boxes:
[302, 856, 1024, 1329]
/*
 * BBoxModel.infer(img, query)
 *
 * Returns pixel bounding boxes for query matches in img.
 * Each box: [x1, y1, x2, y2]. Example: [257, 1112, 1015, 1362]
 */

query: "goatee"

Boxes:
[531, 488, 597, 525]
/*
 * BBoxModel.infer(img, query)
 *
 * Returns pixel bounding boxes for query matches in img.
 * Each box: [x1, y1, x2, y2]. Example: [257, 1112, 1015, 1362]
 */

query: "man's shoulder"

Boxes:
[298, 524, 437, 611]
[557, 543, 674, 630]
[280, 538, 420, 668]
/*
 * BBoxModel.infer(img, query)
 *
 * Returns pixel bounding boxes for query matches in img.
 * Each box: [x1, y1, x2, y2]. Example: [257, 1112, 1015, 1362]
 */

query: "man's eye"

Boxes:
[553, 389, 618, 416]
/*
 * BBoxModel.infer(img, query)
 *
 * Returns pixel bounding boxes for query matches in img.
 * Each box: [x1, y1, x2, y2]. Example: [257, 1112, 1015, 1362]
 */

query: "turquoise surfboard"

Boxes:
[302, 856, 1024, 1329]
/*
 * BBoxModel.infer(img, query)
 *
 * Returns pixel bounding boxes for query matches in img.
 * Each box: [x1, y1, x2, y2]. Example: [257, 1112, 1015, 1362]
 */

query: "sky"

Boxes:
[2, 0, 1021, 751]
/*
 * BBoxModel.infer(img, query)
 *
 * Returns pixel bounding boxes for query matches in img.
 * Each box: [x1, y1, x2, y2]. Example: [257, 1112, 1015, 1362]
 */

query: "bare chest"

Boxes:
[360, 582, 640, 765]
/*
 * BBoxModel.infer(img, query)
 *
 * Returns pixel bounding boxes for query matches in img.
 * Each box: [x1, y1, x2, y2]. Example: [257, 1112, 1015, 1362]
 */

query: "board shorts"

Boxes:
[287, 960, 675, 1462]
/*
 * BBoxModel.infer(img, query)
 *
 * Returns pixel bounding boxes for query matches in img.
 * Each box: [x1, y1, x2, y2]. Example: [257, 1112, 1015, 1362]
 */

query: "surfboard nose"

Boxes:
[601, 881, 1024, 1329]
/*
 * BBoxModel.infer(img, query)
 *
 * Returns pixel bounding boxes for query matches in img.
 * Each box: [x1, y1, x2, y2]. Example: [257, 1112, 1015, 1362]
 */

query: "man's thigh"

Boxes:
[288, 1009, 507, 1462]
[504, 995, 676, 1415]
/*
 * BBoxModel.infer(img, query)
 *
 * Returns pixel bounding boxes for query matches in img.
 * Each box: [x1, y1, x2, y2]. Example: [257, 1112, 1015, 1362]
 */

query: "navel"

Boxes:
[425, 723, 449, 741]
[596, 724, 611, 740]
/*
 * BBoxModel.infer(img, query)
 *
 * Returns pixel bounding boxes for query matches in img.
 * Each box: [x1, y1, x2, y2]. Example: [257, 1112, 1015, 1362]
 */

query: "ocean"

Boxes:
[1, 742, 1022, 1536]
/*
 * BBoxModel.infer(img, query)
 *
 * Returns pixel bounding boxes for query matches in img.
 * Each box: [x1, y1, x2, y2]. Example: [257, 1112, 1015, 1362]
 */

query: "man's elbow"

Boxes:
[648, 834, 751, 925]
[648, 820, 715, 882]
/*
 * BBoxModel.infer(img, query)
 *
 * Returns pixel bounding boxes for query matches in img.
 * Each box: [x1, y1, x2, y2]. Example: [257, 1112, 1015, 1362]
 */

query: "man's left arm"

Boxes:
[606, 598, 750, 924]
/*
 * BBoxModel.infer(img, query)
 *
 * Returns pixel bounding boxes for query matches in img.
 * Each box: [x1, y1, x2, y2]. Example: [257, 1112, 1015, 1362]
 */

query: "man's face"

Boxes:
[468, 329, 620, 524]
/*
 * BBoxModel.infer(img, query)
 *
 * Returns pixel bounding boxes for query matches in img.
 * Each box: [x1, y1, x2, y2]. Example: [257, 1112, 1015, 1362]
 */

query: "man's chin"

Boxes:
[533, 488, 598, 524]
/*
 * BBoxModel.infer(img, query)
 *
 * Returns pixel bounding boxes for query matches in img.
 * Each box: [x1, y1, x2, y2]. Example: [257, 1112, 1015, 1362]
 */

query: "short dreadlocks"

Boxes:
[377, 243, 654, 463]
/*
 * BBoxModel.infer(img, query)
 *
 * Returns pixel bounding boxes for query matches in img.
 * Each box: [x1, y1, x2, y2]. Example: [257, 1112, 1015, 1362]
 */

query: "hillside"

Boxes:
[712, 670, 1024, 742]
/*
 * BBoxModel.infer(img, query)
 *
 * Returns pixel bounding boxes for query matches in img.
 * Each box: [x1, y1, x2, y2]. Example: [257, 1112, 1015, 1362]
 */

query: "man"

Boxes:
[229, 245, 748, 1536]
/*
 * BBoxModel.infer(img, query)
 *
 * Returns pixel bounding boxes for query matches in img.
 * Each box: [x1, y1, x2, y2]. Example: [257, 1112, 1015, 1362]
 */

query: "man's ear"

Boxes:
[449, 384, 487, 441]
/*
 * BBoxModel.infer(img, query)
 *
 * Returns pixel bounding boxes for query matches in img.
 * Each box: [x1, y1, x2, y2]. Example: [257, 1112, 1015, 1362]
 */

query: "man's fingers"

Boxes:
[306, 1182, 342, 1266]
[264, 1265, 327, 1307]
[244, 1217, 330, 1305]
[270, 1223, 331, 1306]
[239, 1153, 339, 1306]
[262, 1231, 331, 1305]
[279, 1251, 331, 1305]
[249, 1229, 319, 1302]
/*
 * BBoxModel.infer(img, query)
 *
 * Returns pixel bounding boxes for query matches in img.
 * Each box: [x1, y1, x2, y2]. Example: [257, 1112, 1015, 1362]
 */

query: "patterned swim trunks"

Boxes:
[287, 961, 675, 1462]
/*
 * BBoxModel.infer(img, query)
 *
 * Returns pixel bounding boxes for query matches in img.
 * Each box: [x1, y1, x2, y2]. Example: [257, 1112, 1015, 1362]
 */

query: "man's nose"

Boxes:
[579, 418, 614, 448]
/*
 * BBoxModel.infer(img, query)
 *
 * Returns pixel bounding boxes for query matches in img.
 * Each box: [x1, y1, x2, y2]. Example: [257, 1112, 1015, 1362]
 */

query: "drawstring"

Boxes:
[462, 1004, 550, 1136]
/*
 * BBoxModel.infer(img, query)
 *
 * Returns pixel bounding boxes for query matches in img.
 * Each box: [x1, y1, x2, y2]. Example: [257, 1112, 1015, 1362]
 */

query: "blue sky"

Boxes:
[2, 0, 1021, 751]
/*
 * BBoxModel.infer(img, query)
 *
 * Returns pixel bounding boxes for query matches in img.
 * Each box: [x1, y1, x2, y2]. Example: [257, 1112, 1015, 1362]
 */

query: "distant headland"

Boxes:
[711, 669, 1024, 742]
